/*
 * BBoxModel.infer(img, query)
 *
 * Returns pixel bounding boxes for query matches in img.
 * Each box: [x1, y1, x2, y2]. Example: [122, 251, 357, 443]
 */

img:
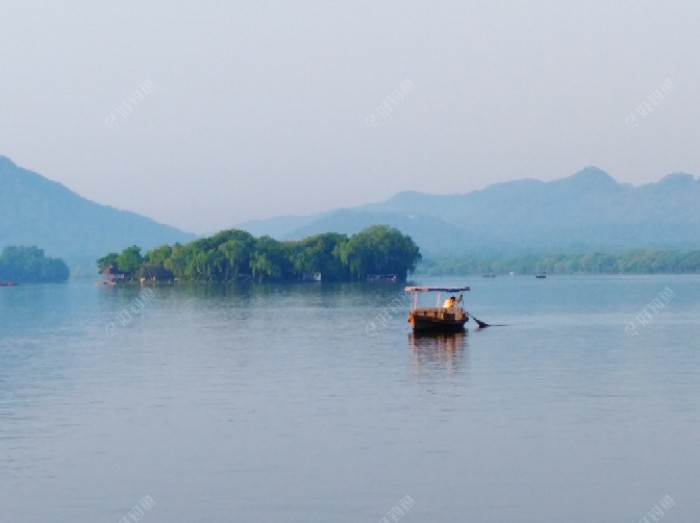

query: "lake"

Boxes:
[1, 275, 699, 522]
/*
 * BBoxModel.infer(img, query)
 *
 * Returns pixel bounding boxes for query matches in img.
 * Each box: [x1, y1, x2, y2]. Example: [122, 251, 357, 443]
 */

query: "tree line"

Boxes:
[419, 250, 700, 275]
[0, 246, 70, 283]
[98, 225, 421, 283]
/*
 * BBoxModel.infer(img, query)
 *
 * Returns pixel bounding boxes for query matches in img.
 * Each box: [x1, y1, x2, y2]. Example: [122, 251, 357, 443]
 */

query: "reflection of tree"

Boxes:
[408, 331, 468, 375]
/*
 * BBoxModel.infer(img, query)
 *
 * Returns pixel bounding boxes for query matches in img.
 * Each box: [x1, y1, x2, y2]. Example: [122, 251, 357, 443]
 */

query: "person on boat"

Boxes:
[443, 296, 456, 309]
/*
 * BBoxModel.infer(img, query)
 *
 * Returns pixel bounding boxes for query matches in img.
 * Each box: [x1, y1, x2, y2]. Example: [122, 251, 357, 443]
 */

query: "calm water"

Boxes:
[1, 275, 699, 522]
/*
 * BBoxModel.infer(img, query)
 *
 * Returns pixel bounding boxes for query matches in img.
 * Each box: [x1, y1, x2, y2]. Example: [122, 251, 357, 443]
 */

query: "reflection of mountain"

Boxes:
[408, 331, 468, 374]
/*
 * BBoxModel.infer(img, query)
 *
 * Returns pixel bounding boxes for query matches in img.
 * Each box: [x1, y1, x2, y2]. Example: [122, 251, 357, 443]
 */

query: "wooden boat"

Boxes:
[405, 286, 471, 333]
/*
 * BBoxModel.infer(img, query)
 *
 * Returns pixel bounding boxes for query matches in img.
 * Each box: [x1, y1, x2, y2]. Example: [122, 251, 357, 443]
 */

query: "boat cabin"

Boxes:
[404, 286, 471, 333]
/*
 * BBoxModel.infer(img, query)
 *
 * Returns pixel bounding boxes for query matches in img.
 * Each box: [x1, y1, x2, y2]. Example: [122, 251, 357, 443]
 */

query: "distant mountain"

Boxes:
[0, 156, 195, 265]
[238, 167, 700, 256]
[238, 213, 323, 238]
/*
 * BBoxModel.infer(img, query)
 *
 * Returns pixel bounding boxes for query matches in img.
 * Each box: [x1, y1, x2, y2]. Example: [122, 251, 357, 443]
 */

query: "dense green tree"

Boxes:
[338, 225, 421, 280]
[291, 233, 349, 281]
[97, 252, 119, 272]
[115, 246, 143, 276]
[134, 263, 174, 281]
[145, 245, 172, 266]
[0, 245, 69, 283]
[217, 231, 255, 280]
[249, 236, 293, 282]
[96, 226, 422, 283]
[167, 243, 187, 278]
[419, 250, 700, 275]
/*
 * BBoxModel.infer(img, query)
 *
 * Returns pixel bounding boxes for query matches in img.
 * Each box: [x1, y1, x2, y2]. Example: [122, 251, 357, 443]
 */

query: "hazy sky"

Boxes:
[1, 1, 699, 233]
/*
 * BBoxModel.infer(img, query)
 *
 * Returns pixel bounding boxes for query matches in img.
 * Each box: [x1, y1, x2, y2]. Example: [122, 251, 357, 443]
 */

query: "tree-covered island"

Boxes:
[0, 246, 70, 283]
[98, 225, 421, 283]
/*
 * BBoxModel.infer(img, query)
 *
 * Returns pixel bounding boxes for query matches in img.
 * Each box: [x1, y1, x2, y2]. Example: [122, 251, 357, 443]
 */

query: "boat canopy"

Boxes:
[404, 286, 470, 292]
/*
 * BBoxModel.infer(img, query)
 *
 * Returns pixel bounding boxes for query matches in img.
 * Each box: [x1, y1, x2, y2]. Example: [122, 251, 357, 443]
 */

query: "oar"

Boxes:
[469, 312, 490, 328]
[457, 294, 490, 327]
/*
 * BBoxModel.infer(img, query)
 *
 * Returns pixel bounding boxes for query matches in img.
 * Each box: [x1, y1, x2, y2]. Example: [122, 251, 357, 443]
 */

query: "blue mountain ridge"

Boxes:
[3, 154, 698, 266]
[238, 166, 700, 256]
[0, 155, 195, 265]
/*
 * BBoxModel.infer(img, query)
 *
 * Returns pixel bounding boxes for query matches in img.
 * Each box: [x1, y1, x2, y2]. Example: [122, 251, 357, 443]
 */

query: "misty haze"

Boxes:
[1, 2, 699, 522]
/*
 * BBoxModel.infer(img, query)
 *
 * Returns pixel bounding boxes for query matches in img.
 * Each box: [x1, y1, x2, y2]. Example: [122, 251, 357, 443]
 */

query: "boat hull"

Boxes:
[408, 307, 469, 333]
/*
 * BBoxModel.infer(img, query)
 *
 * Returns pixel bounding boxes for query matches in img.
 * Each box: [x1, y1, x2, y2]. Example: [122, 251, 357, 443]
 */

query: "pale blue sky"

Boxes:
[1, 1, 698, 233]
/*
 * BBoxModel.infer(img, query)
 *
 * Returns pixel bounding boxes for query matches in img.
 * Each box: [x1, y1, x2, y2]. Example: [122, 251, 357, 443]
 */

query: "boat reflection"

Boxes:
[408, 331, 468, 375]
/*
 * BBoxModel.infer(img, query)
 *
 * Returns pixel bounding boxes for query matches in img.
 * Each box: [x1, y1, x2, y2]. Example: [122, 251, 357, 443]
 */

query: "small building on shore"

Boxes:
[101, 264, 126, 285]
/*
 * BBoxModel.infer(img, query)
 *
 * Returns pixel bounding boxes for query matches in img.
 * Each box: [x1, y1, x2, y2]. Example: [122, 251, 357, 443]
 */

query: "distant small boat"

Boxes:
[0, 280, 17, 287]
[482, 274, 496, 278]
[535, 273, 547, 279]
[367, 273, 398, 282]
[405, 286, 471, 333]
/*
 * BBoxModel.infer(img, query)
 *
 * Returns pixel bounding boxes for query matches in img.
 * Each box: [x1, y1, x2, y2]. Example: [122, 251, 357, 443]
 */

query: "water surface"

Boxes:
[1, 276, 699, 522]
